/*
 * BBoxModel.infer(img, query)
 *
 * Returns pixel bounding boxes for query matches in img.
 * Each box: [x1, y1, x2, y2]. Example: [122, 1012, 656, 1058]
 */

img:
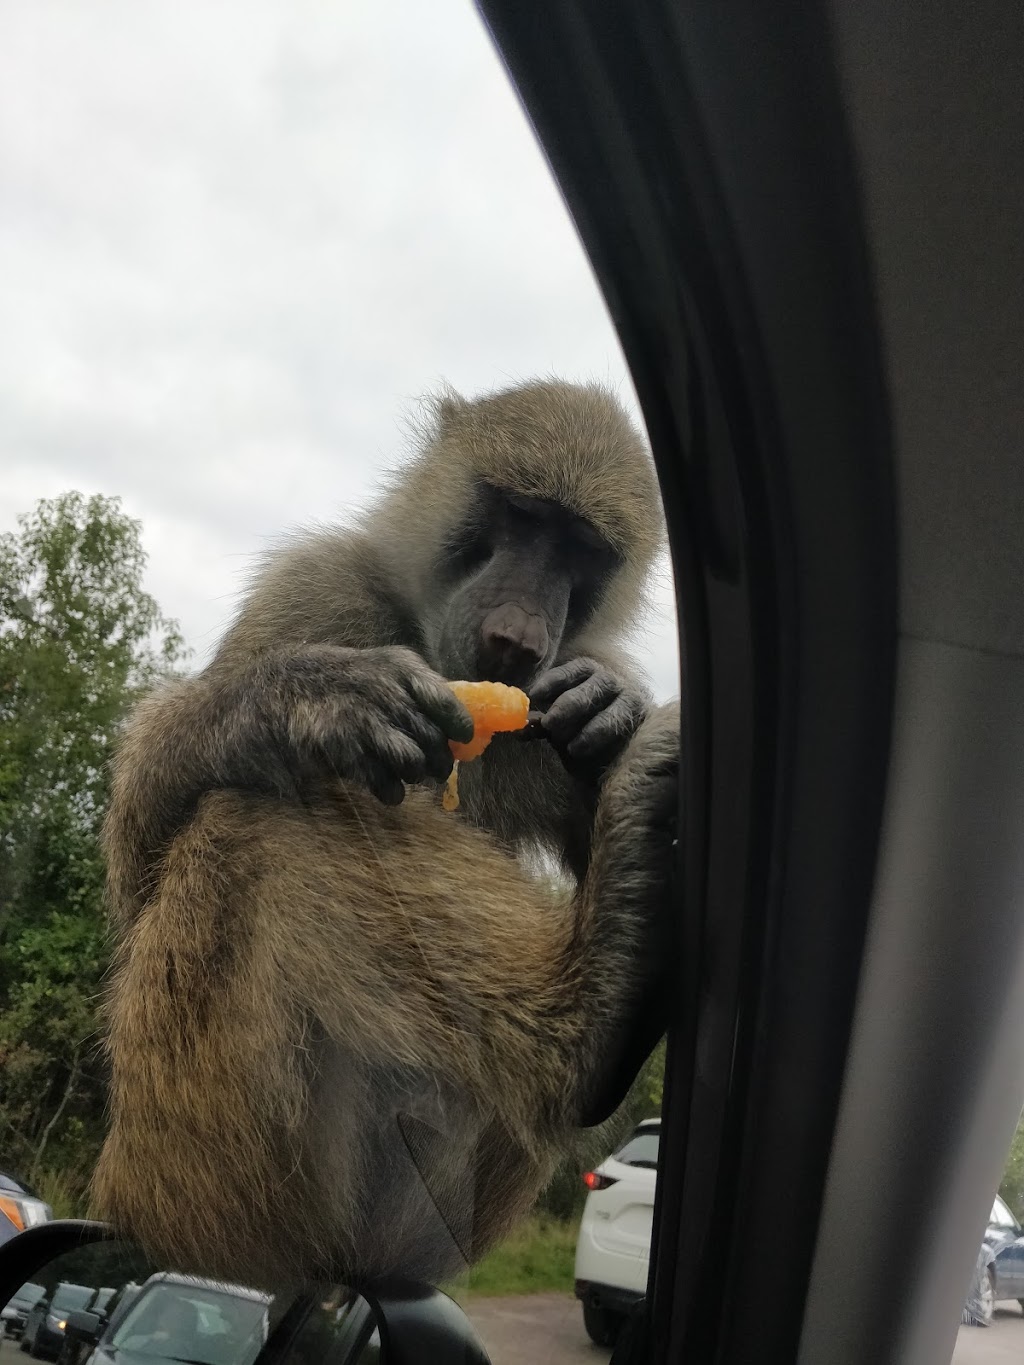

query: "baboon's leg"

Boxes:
[93, 787, 582, 1287]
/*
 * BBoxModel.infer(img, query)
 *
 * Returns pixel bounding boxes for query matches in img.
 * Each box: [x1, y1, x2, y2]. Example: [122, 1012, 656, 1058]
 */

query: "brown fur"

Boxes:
[92, 379, 677, 1290]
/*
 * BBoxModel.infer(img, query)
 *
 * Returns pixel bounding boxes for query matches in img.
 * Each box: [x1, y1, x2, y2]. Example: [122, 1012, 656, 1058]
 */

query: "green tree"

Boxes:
[537, 1037, 666, 1222]
[999, 1108, 1024, 1220]
[0, 492, 185, 1207]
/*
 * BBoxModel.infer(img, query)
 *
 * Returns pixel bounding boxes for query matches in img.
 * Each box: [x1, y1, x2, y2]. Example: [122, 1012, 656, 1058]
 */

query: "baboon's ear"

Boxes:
[435, 390, 467, 427]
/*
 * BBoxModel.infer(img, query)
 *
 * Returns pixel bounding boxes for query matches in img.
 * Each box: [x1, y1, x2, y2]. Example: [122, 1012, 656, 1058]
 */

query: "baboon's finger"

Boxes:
[406, 671, 474, 743]
[361, 761, 406, 807]
[540, 669, 622, 745]
[400, 709, 456, 782]
[566, 693, 642, 761]
[529, 657, 599, 708]
[365, 726, 429, 785]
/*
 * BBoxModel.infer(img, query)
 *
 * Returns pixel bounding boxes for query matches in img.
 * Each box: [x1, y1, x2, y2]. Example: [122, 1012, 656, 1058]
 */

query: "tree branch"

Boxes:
[31, 1045, 82, 1180]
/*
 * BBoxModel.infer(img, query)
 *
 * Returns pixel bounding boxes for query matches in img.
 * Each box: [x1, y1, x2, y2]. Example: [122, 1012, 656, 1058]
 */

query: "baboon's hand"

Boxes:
[529, 657, 647, 778]
[621, 703, 681, 846]
[258, 645, 474, 806]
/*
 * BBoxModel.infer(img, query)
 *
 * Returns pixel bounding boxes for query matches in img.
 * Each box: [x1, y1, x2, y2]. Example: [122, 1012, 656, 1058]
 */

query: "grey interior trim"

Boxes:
[828, 0, 1024, 656]
[803, 6, 1024, 1358]
[800, 639, 1024, 1364]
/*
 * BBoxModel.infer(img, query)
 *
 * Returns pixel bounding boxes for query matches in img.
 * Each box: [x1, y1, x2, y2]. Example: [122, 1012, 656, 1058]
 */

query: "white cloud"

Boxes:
[0, 0, 680, 699]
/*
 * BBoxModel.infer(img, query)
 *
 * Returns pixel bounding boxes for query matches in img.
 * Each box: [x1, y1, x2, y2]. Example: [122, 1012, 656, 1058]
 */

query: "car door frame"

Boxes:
[478, 1, 1024, 1363]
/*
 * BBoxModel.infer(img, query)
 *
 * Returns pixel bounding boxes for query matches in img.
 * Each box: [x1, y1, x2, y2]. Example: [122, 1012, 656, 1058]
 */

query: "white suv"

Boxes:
[573, 1117, 659, 1345]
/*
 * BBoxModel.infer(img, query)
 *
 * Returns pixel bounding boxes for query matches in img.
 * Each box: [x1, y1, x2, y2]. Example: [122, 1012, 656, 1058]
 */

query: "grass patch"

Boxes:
[446, 1214, 579, 1299]
[30, 1167, 86, 1219]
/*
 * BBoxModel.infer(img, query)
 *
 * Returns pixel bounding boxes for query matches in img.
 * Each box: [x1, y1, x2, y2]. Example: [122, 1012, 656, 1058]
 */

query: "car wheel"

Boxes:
[582, 1301, 622, 1347]
[977, 1267, 996, 1326]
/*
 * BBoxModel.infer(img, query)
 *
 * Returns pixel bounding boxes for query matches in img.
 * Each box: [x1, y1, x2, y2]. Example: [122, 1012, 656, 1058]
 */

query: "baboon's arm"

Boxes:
[102, 642, 471, 929]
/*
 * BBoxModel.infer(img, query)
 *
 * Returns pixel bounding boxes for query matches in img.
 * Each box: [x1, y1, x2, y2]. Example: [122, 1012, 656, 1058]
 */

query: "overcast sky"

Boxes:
[0, 0, 679, 699]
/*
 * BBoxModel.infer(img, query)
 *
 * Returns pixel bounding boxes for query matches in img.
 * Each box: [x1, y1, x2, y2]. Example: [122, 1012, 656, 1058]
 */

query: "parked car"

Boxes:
[21, 1284, 94, 1360]
[573, 1117, 660, 1345]
[84, 1291, 115, 1318]
[1, 1284, 46, 1342]
[54, 1288, 116, 1365]
[0, 1174, 52, 1247]
[64, 1272, 272, 1365]
[962, 1194, 1024, 1326]
[60, 1281, 146, 1365]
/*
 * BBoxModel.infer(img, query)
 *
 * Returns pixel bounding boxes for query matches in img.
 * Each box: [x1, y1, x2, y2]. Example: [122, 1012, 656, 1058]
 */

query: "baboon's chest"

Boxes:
[427, 734, 572, 849]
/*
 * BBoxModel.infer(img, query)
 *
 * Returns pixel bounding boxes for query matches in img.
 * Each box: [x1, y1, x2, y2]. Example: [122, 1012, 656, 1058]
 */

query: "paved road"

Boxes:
[464, 1294, 1024, 1365]
[465, 1294, 604, 1365]
[950, 1304, 1024, 1364]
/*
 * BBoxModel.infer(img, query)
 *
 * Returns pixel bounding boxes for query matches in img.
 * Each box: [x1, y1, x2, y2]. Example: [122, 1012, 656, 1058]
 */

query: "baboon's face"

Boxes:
[427, 482, 620, 688]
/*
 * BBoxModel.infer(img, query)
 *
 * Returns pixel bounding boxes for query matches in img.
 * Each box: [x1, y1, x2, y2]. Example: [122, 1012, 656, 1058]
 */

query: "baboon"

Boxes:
[92, 379, 680, 1291]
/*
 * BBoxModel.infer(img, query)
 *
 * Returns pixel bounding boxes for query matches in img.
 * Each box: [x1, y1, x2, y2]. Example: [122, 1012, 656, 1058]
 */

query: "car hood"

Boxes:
[90, 1346, 193, 1365]
[983, 1224, 1019, 1259]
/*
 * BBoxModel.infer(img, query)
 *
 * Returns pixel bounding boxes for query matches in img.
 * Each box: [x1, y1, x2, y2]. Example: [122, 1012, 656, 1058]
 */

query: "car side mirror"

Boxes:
[64, 1310, 102, 1344]
[0, 1221, 492, 1365]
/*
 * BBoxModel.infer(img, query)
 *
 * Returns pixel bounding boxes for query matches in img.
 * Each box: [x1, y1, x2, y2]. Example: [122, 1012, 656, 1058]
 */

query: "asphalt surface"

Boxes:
[462, 1294, 1024, 1365]
[465, 1294, 604, 1365]
[949, 1304, 1024, 1364]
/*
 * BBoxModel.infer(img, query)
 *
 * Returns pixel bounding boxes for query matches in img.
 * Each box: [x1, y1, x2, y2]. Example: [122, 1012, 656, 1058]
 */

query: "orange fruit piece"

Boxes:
[442, 681, 530, 812]
[447, 680, 531, 761]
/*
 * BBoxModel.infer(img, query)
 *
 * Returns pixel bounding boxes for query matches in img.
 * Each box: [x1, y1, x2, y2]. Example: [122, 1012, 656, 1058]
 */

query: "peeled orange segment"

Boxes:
[441, 681, 530, 812]
[447, 680, 531, 762]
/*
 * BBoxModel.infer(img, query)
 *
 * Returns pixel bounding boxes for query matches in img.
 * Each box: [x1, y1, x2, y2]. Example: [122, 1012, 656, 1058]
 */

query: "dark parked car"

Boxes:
[58, 1283, 141, 1365]
[21, 1284, 94, 1360]
[1, 1284, 46, 1342]
[962, 1194, 1024, 1325]
[53, 1289, 116, 1365]
[85, 1291, 115, 1318]
[0, 1175, 52, 1247]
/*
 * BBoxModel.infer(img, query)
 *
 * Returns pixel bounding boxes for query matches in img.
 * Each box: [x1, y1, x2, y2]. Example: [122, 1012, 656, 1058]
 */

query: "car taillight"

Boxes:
[582, 1170, 618, 1191]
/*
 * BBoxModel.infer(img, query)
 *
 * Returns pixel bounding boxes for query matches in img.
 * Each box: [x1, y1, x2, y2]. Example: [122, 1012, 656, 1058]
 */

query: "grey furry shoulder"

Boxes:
[212, 524, 420, 666]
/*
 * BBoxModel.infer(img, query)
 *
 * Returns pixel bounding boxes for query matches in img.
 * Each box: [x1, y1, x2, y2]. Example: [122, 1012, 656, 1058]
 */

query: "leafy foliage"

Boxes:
[447, 1214, 579, 1298]
[0, 493, 185, 1203]
[999, 1108, 1024, 1220]
[536, 1037, 666, 1223]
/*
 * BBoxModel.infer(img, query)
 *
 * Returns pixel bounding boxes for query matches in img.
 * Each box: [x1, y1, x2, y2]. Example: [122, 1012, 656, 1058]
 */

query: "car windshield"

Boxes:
[0, 3, 678, 1356]
[613, 1130, 660, 1169]
[51, 1286, 94, 1312]
[990, 1195, 1018, 1229]
[109, 1285, 267, 1365]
